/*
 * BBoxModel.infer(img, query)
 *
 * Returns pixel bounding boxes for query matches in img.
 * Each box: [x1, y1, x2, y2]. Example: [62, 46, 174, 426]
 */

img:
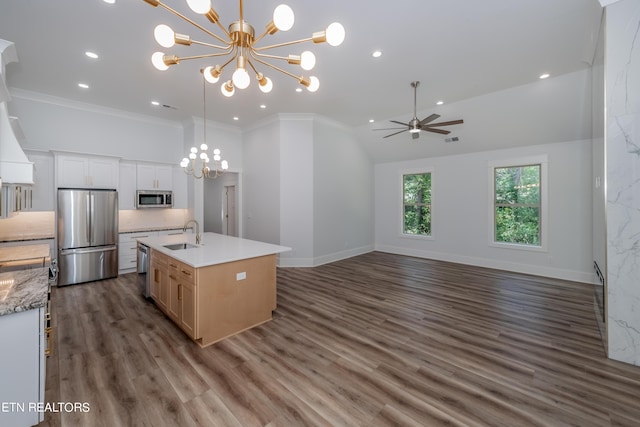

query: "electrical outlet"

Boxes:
[236, 272, 246, 281]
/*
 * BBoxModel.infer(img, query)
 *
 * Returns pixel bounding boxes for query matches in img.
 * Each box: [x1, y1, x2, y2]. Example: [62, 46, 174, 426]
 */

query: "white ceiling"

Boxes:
[0, 0, 602, 148]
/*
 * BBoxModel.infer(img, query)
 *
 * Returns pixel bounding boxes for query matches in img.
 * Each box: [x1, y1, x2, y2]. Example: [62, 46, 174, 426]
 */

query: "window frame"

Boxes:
[488, 155, 548, 252]
[400, 168, 434, 240]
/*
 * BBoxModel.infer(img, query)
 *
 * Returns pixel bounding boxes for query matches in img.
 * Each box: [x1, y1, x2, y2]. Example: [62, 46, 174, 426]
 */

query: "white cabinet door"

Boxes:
[137, 164, 173, 190]
[136, 164, 157, 190]
[155, 165, 173, 190]
[56, 155, 90, 188]
[55, 154, 119, 189]
[118, 162, 137, 210]
[28, 153, 54, 211]
[0, 308, 44, 427]
[89, 157, 119, 189]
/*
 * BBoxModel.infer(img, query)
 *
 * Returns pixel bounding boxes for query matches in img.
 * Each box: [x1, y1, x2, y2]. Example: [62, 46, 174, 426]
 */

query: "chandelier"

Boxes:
[142, 0, 345, 96]
[179, 71, 229, 178]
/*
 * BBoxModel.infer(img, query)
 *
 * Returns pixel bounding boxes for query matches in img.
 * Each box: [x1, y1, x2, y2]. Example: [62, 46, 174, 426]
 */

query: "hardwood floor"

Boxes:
[39, 252, 640, 426]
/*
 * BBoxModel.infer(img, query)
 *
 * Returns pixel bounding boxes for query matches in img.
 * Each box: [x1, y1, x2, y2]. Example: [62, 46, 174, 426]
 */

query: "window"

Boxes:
[403, 172, 431, 236]
[493, 164, 541, 245]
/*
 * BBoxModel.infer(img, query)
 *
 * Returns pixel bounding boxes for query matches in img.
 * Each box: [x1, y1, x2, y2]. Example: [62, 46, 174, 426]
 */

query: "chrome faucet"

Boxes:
[184, 220, 201, 244]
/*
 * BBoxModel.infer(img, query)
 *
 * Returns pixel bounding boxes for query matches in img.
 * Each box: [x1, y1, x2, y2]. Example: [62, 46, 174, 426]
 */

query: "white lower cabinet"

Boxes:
[0, 307, 45, 427]
[119, 229, 192, 273]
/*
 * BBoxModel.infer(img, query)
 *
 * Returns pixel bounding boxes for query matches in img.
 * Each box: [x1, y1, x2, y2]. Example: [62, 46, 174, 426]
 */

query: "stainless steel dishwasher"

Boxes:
[136, 243, 150, 298]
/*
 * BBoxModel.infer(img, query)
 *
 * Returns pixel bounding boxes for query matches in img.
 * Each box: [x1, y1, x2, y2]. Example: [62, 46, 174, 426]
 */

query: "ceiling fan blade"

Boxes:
[412, 132, 419, 140]
[422, 128, 451, 135]
[373, 127, 407, 131]
[424, 119, 464, 127]
[390, 120, 410, 127]
[384, 129, 410, 138]
[419, 114, 440, 125]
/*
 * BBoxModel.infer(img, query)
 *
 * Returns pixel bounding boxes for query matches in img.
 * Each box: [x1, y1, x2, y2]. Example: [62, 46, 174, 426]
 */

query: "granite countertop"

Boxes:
[0, 268, 49, 316]
[138, 232, 291, 268]
[0, 235, 54, 243]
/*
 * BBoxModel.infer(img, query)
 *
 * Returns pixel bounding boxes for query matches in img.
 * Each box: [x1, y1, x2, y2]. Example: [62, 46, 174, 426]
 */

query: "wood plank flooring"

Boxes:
[38, 252, 640, 426]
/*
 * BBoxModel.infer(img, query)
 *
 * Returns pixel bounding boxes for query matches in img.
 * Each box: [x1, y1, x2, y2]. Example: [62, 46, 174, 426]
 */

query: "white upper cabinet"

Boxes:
[172, 165, 187, 209]
[118, 161, 137, 210]
[55, 153, 119, 189]
[25, 151, 54, 211]
[137, 163, 173, 191]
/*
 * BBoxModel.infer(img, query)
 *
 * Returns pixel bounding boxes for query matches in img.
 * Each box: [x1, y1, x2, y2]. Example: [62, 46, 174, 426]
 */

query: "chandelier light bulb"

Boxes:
[151, 52, 169, 71]
[221, 160, 229, 170]
[205, 157, 210, 163]
[214, 154, 221, 161]
[190, 147, 198, 153]
[200, 152, 208, 160]
[200, 143, 208, 151]
[273, 4, 295, 31]
[221, 80, 235, 97]
[260, 76, 273, 93]
[186, 0, 211, 14]
[300, 51, 316, 71]
[203, 66, 220, 84]
[306, 76, 320, 92]
[213, 148, 221, 155]
[232, 67, 251, 89]
[325, 22, 345, 47]
[154, 24, 175, 48]
[189, 152, 197, 160]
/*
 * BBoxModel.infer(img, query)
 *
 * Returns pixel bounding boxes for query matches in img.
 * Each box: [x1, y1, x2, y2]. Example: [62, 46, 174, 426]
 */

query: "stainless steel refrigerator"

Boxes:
[57, 189, 118, 286]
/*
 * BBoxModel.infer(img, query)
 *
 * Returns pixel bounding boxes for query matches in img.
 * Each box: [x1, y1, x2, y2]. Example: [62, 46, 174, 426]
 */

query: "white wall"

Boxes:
[242, 118, 281, 244]
[9, 91, 182, 163]
[375, 139, 593, 282]
[312, 117, 374, 265]
[279, 115, 314, 264]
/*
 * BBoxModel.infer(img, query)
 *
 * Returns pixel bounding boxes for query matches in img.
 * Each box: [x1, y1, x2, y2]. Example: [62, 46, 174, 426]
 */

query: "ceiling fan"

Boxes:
[374, 81, 463, 139]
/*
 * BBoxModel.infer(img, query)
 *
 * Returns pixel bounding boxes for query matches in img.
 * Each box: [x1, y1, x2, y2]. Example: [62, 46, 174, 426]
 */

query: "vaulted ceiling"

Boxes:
[1, 0, 602, 160]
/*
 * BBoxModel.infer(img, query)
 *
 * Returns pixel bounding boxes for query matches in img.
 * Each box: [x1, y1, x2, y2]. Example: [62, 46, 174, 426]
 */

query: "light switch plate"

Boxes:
[236, 272, 246, 281]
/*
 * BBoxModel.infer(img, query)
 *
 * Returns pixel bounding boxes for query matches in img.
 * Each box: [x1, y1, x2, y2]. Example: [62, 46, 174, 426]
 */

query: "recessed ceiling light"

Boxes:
[233, 116, 239, 121]
[78, 83, 89, 89]
[260, 104, 266, 109]
[151, 101, 160, 106]
[85, 51, 99, 59]
[372, 50, 382, 58]
[103, 0, 115, 4]
[436, 101, 444, 105]
[539, 73, 550, 79]
[295, 88, 302, 93]
[369, 119, 375, 123]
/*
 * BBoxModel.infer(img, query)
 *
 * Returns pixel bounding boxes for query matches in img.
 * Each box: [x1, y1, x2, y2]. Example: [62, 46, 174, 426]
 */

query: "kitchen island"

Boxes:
[138, 232, 290, 347]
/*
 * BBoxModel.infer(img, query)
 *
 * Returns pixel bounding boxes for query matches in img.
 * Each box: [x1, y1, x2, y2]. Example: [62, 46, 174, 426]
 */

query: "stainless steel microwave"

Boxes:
[136, 190, 173, 208]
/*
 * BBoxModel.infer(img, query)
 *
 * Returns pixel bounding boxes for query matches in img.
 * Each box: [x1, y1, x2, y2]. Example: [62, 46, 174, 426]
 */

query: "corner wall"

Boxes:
[604, 0, 640, 366]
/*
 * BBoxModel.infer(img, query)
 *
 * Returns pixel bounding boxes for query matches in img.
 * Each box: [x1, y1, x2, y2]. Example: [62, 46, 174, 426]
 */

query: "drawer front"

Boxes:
[118, 231, 158, 243]
[178, 261, 195, 283]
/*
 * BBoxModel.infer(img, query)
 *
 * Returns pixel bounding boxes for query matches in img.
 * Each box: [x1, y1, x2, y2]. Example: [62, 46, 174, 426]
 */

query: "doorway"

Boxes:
[203, 172, 239, 236]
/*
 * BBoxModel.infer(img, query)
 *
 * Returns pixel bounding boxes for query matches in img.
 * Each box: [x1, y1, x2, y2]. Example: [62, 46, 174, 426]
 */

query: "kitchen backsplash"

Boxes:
[0, 211, 55, 241]
[119, 209, 189, 232]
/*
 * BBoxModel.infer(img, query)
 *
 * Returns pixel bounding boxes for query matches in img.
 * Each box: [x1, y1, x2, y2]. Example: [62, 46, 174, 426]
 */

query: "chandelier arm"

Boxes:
[253, 37, 314, 52]
[251, 51, 291, 62]
[190, 39, 233, 51]
[156, 1, 230, 46]
[249, 53, 302, 81]
[173, 52, 235, 62]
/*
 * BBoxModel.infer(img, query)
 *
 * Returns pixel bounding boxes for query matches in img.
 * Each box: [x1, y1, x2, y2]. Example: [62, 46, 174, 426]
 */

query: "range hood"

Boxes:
[0, 39, 33, 185]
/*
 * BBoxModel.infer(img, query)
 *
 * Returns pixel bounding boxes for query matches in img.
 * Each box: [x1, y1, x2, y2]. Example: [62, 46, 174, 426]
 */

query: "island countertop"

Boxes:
[137, 232, 291, 268]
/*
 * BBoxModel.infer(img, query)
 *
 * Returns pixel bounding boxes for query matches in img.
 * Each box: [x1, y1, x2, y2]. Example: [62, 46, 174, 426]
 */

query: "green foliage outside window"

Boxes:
[403, 173, 431, 235]
[494, 164, 540, 245]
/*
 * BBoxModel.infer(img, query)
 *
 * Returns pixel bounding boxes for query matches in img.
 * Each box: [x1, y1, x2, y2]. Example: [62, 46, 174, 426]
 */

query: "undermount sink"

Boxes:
[163, 243, 198, 250]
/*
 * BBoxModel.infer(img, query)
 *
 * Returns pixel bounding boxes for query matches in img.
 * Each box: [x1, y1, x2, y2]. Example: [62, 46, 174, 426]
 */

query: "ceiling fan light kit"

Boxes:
[142, 0, 345, 96]
[375, 81, 463, 140]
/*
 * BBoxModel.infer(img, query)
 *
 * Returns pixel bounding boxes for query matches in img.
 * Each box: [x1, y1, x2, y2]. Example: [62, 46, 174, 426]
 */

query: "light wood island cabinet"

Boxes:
[142, 232, 289, 347]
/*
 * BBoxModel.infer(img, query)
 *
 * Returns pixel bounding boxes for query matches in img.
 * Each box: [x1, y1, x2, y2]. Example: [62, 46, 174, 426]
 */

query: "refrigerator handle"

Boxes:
[59, 246, 117, 256]
[89, 193, 95, 245]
